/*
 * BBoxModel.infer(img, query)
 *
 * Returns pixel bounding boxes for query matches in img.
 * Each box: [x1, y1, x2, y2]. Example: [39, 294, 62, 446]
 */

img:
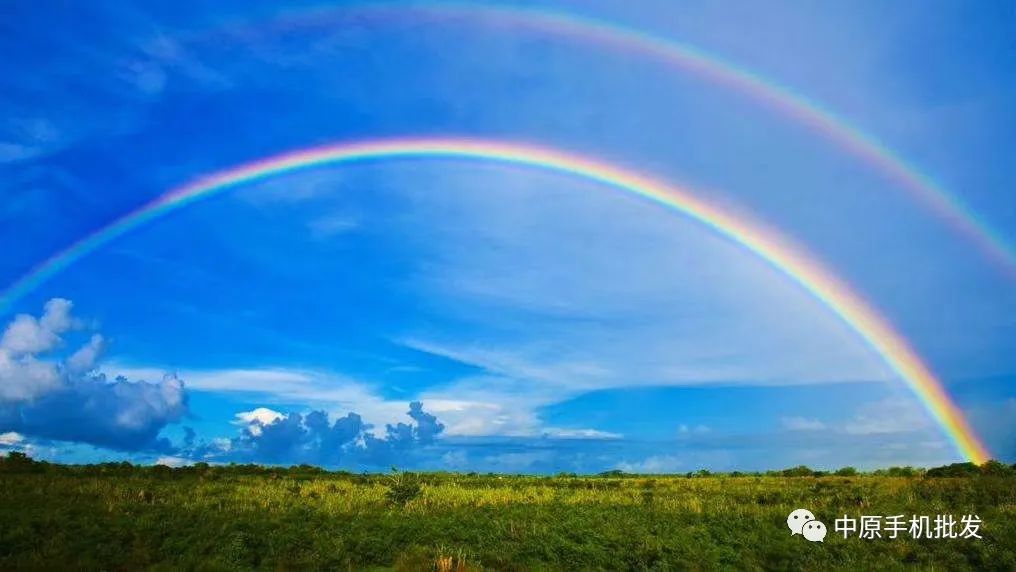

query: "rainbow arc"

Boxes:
[0, 137, 991, 463]
[203, 2, 1016, 276]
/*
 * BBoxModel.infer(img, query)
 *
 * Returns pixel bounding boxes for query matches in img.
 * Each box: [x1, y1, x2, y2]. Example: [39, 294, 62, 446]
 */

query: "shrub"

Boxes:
[385, 468, 422, 507]
[0, 452, 41, 474]
[781, 465, 814, 477]
[980, 460, 1013, 477]
[926, 462, 980, 478]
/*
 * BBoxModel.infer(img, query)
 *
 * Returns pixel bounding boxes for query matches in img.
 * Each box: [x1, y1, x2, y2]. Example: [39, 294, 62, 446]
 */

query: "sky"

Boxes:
[0, 0, 1013, 473]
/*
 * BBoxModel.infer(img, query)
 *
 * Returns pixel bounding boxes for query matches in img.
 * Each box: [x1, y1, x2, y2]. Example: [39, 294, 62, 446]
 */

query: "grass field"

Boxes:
[0, 459, 1013, 570]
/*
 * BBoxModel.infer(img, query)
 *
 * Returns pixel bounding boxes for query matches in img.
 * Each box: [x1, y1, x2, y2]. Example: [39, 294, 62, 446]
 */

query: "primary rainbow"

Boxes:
[0, 137, 991, 463]
[209, 2, 1016, 276]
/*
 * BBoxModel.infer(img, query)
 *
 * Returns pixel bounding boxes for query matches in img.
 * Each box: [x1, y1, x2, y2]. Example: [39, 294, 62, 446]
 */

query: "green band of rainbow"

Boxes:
[210, 2, 1016, 276]
[0, 137, 991, 463]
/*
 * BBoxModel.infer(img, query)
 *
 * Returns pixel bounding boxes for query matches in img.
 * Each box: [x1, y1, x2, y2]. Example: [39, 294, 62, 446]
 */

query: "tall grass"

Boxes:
[0, 469, 1012, 570]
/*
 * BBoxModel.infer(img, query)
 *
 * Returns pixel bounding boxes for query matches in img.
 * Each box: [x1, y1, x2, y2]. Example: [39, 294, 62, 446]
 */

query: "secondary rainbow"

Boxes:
[0, 137, 991, 463]
[209, 2, 1016, 275]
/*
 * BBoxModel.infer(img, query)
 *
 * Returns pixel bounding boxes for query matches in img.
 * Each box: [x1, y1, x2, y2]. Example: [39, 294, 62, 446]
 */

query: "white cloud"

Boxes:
[0, 300, 187, 451]
[403, 339, 611, 390]
[843, 397, 931, 435]
[155, 456, 192, 467]
[108, 363, 419, 435]
[616, 455, 683, 473]
[105, 363, 609, 440]
[782, 416, 826, 431]
[542, 428, 622, 439]
[67, 334, 104, 373]
[211, 438, 233, 452]
[678, 424, 711, 434]
[38, 298, 74, 332]
[383, 163, 893, 393]
[0, 351, 61, 402]
[0, 432, 24, 446]
[234, 407, 285, 436]
[421, 397, 537, 437]
[0, 299, 84, 402]
[108, 364, 545, 438]
[0, 298, 75, 356]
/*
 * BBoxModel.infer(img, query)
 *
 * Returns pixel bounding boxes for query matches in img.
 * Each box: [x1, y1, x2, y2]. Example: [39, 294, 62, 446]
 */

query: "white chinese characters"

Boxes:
[834, 514, 982, 540]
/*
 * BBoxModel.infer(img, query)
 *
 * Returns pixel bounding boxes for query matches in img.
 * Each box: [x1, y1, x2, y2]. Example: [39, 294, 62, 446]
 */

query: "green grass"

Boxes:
[0, 466, 1013, 570]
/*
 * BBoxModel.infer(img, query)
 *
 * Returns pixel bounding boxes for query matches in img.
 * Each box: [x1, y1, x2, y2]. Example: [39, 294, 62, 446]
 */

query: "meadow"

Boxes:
[0, 455, 1013, 570]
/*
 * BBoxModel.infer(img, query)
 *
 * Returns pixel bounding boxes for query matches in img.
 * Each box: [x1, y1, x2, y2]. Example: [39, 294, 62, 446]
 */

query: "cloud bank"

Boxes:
[191, 401, 445, 467]
[0, 299, 187, 452]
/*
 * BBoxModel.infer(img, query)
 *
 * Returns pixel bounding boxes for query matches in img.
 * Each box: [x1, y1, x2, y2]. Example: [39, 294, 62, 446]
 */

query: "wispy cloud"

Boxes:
[307, 214, 359, 238]
[542, 427, 623, 440]
[843, 397, 931, 435]
[616, 455, 683, 473]
[781, 416, 826, 431]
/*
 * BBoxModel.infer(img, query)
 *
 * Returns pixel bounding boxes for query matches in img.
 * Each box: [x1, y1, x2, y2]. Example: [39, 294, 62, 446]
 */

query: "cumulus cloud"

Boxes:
[0, 299, 188, 452]
[0, 431, 24, 446]
[2, 373, 187, 453]
[0, 298, 75, 355]
[194, 401, 444, 467]
[0, 298, 78, 402]
[0, 350, 61, 403]
[233, 407, 285, 436]
[104, 364, 415, 431]
[66, 334, 104, 373]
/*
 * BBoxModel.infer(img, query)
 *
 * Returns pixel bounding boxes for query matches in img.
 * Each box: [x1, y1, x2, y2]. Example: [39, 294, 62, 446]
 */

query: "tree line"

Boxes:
[1, 451, 1013, 478]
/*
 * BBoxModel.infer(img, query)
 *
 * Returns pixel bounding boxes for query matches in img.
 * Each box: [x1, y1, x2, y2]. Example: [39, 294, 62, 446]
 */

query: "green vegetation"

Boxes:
[0, 453, 1013, 570]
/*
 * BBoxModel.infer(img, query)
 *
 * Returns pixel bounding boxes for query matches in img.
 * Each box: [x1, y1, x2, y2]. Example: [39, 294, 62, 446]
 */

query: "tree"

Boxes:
[781, 466, 814, 477]
[0, 451, 40, 473]
[925, 462, 980, 478]
[979, 460, 1012, 477]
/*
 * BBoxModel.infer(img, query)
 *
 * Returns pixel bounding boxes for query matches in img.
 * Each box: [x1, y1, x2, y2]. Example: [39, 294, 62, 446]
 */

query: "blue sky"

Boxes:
[1, 0, 1013, 472]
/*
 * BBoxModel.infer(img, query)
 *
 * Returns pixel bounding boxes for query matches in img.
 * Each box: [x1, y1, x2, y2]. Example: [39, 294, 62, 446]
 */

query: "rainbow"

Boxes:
[207, 2, 1016, 276]
[0, 137, 991, 463]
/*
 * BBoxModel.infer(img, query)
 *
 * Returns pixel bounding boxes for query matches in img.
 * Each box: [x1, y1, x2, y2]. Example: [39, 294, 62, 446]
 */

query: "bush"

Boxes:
[925, 462, 981, 478]
[385, 468, 422, 507]
[980, 460, 1013, 477]
[781, 466, 814, 477]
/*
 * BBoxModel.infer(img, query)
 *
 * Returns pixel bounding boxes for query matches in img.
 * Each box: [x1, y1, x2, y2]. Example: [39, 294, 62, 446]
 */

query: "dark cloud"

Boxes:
[0, 300, 188, 452]
[194, 401, 444, 467]
[2, 374, 185, 453]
